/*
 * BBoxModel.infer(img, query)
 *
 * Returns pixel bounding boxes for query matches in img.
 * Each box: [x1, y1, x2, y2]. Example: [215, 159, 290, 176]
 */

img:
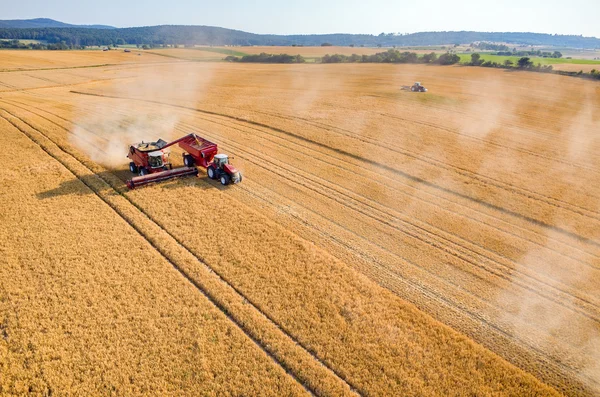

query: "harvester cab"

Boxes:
[127, 139, 172, 176]
[148, 151, 167, 169]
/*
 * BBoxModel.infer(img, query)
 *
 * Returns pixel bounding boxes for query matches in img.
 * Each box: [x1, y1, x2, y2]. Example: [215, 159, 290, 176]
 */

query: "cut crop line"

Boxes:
[171, 109, 600, 265]
[173, 119, 600, 322]
[236, 179, 598, 393]
[237, 106, 600, 176]
[68, 90, 600, 249]
[0, 106, 361, 397]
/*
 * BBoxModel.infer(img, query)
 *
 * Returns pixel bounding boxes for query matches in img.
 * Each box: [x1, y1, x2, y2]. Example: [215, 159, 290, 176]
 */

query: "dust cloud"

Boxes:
[69, 63, 214, 168]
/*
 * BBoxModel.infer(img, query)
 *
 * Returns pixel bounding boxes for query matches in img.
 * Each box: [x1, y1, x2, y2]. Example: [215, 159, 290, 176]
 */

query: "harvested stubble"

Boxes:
[2, 51, 598, 396]
[0, 116, 307, 395]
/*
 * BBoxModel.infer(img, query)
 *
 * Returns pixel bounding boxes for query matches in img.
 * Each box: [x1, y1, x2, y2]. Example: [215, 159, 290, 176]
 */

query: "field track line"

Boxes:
[173, 119, 600, 322]
[25, 96, 600, 265]
[0, 60, 187, 73]
[68, 90, 600, 249]
[0, 107, 360, 397]
[235, 178, 599, 395]
[44, 96, 600, 317]
[20, 97, 598, 315]
[5, 101, 597, 395]
[239, 106, 600, 176]
[44, 101, 598, 389]
[237, 107, 600, 216]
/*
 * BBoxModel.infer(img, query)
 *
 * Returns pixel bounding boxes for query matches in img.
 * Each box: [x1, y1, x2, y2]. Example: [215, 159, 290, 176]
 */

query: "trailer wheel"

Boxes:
[207, 166, 216, 179]
[220, 175, 230, 186]
[139, 167, 149, 176]
[129, 162, 138, 173]
[184, 154, 195, 167]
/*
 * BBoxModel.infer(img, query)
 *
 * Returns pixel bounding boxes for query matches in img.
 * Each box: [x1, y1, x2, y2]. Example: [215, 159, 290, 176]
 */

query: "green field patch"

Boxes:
[195, 47, 248, 57]
[458, 53, 600, 65]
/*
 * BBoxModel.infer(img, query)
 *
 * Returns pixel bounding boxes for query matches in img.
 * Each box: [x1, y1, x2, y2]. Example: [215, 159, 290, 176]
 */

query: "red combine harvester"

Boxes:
[127, 139, 172, 175]
[126, 133, 241, 189]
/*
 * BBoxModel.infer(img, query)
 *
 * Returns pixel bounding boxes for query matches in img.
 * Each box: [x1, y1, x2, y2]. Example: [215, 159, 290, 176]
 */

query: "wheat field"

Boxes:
[1, 49, 599, 396]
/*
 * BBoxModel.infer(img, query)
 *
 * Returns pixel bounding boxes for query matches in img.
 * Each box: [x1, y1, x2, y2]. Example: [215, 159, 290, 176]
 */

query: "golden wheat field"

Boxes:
[1, 49, 599, 396]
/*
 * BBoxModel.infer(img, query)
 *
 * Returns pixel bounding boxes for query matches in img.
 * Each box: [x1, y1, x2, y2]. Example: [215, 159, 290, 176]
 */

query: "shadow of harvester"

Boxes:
[37, 169, 224, 199]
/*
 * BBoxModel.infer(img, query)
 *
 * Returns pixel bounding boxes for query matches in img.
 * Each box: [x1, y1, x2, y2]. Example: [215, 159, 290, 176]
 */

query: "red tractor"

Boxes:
[178, 134, 242, 185]
[125, 133, 241, 189]
[127, 139, 172, 176]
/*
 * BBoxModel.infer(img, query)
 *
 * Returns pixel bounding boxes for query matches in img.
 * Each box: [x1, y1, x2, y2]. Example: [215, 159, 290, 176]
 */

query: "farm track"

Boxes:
[36, 97, 598, 394]
[364, 93, 600, 156]
[0, 105, 358, 397]
[0, 59, 186, 73]
[233, 176, 590, 394]
[205, 104, 600, 262]
[19, 96, 599, 267]
[238, 105, 600, 176]
[68, 90, 600, 248]
[32, 97, 600, 327]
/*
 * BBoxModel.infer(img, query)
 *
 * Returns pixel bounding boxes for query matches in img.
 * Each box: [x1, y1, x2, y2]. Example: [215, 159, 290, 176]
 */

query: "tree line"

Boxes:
[0, 26, 599, 48]
[320, 50, 461, 65]
[224, 53, 306, 63]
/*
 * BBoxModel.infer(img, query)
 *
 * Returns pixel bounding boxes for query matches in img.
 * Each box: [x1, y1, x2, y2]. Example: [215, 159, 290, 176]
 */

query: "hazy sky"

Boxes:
[3, 0, 599, 37]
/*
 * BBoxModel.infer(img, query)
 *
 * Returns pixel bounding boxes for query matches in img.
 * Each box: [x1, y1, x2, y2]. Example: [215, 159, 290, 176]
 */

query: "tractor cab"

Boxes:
[213, 153, 229, 169]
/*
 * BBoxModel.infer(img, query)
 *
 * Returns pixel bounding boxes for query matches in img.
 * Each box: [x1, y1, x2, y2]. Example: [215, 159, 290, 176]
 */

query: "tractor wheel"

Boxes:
[238, 174, 243, 183]
[129, 162, 138, 174]
[183, 154, 195, 167]
[139, 167, 149, 176]
[207, 166, 216, 179]
[411, 87, 416, 92]
[220, 175, 230, 186]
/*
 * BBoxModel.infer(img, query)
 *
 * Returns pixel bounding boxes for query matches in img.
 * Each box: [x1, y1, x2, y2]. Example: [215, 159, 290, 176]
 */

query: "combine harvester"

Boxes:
[126, 133, 242, 189]
[401, 82, 428, 92]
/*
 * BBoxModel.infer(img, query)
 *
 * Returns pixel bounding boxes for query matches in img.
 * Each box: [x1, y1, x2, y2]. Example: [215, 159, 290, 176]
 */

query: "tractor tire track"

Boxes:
[170, 118, 600, 323]
[53, 99, 600, 312]
[49, 98, 600, 265]
[233, 106, 600, 176]
[68, 90, 600, 249]
[235, 177, 598, 396]
[0, 107, 360, 397]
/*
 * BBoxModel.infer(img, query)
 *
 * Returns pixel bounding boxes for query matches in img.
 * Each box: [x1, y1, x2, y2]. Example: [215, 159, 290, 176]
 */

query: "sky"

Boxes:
[2, 0, 599, 37]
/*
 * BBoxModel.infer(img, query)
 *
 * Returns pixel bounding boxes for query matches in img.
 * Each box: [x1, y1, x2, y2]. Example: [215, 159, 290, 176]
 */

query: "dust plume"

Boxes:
[69, 63, 214, 168]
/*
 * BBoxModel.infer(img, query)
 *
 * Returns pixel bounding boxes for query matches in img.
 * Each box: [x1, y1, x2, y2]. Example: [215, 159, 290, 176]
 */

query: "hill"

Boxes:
[0, 23, 598, 48]
[0, 18, 114, 29]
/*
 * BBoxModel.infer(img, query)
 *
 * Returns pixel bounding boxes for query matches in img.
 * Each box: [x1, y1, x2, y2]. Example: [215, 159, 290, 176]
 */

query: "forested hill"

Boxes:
[0, 18, 114, 29]
[0, 23, 598, 48]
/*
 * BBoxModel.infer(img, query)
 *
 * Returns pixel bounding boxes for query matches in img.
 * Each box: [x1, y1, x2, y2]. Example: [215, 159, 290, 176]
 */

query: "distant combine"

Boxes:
[401, 82, 428, 92]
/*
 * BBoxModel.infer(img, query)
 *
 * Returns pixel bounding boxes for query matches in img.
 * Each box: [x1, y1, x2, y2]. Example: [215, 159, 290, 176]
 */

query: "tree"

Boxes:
[437, 52, 460, 65]
[552, 51, 562, 58]
[504, 59, 514, 67]
[517, 57, 533, 68]
[321, 42, 332, 46]
[470, 53, 482, 66]
[422, 52, 438, 63]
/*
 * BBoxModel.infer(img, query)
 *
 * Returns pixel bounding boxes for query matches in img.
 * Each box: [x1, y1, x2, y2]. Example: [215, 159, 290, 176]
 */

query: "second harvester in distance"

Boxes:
[126, 133, 242, 189]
